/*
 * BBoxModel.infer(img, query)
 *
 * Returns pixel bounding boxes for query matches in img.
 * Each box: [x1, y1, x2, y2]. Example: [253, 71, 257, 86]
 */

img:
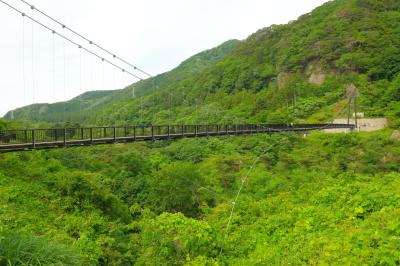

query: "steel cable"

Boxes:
[0, 0, 142, 80]
[19, 0, 151, 77]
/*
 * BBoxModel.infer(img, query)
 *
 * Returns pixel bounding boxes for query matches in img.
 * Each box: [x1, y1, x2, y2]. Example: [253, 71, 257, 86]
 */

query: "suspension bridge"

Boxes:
[0, 124, 354, 152]
[0, 1, 356, 153]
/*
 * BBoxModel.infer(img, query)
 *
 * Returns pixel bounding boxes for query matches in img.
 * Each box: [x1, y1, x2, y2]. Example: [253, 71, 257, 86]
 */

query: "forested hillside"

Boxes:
[1, 131, 400, 264]
[3, 91, 115, 125]
[4, 0, 400, 127]
[2, 0, 400, 265]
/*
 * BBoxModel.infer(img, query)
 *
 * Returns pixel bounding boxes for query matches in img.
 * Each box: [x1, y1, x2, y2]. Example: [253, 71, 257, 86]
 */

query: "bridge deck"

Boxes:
[0, 124, 354, 152]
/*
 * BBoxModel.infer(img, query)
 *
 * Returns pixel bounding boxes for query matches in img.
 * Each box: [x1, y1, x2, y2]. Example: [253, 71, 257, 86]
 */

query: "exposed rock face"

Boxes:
[277, 72, 290, 89]
[309, 73, 326, 85]
[392, 130, 400, 139]
[306, 61, 327, 85]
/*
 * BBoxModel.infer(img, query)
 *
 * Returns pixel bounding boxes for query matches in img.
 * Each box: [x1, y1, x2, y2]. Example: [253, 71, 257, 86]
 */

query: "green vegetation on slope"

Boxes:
[4, 40, 240, 126]
[0, 119, 6, 130]
[1, 131, 400, 264]
[6, 0, 400, 128]
[3, 90, 115, 126]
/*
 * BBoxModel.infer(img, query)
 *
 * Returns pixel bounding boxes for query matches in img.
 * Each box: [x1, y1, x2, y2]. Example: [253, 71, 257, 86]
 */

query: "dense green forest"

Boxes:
[2, 0, 400, 265]
[4, 0, 400, 128]
[1, 131, 400, 264]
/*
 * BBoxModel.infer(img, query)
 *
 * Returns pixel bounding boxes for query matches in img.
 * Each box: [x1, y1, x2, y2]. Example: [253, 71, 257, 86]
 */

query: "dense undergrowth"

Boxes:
[1, 130, 400, 265]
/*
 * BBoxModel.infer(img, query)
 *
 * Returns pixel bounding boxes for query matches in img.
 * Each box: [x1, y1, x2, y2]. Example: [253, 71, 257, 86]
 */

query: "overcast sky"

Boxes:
[0, 0, 330, 116]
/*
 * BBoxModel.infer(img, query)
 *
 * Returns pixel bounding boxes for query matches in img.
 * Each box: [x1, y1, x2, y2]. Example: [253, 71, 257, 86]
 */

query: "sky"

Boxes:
[0, 0, 330, 116]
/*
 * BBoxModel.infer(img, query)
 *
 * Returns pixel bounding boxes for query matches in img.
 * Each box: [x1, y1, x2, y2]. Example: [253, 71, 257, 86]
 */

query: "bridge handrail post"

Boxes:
[52, 128, 56, 142]
[90, 128, 93, 145]
[195, 125, 198, 136]
[81, 128, 84, 140]
[181, 125, 185, 137]
[63, 128, 67, 147]
[23, 130, 27, 143]
[113, 127, 116, 143]
[134, 126, 137, 141]
[124, 127, 127, 137]
[151, 126, 155, 140]
[32, 129, 35, 148]
[167, 125, 171, 138]
[103, 127, 107, 138]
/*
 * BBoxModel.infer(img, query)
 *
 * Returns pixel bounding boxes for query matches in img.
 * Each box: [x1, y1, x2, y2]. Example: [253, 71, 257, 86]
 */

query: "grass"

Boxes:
[0, 232, 81, 266]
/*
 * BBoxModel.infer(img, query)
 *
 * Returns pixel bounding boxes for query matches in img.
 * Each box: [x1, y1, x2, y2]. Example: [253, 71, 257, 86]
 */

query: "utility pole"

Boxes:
[345, 83, 359, 129]
[347, 97, 351, 126]
[354, 96, 358, 128]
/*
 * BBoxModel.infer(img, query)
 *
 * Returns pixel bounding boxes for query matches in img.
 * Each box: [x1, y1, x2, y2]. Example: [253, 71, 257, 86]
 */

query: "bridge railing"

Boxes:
[0, 123, 355, 147]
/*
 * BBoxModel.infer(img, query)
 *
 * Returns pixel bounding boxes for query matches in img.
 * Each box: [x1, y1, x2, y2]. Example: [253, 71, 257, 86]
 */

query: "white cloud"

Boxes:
[0, 0, 330, 116]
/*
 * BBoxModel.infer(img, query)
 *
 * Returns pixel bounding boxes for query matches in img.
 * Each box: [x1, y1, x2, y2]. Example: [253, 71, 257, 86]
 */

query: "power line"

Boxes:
[0, 0, 143, 80]
[219, 140, 283, 256]
[218, 99, 356, 256]
[19, 0, 152, 78]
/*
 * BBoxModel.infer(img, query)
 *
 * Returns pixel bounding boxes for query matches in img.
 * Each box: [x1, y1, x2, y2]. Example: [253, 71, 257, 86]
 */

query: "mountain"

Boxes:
[3, 90, 116, 125]
[3, 40, 240, 126]
[4, 0, 400, 127]
[91, 0, 400, 126]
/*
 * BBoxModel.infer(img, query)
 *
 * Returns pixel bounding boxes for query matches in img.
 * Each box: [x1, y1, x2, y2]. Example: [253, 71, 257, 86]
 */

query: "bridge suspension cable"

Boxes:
[19, 0, 152, 78]
[22, 14, 26, 105]
[62, 27, 66, 122]
[31, 6, 34, 104]
[0, 0, 143, 81]
[52, 28, 56, 102]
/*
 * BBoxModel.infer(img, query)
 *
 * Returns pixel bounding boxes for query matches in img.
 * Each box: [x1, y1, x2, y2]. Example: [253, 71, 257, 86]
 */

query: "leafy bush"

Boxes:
[136, 213, 218, 265]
